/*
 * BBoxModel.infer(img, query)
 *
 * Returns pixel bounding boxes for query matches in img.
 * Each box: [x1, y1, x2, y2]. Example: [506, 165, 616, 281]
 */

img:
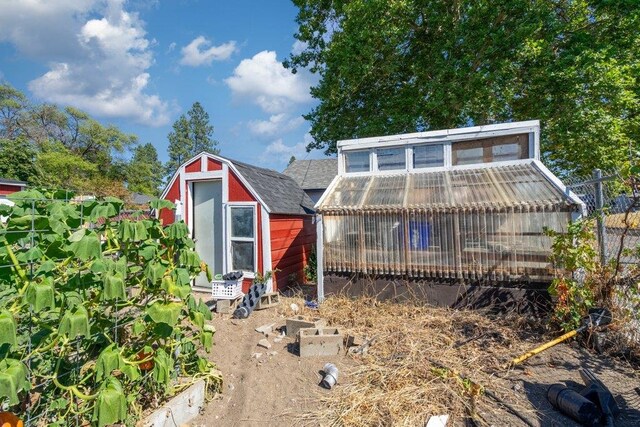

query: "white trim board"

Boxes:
[338, 120, 540, 149]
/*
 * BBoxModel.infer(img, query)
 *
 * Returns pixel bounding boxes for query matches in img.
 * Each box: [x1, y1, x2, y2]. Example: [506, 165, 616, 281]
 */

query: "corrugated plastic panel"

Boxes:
[318, 163, 572, 211]
[320, 176, 370, 209]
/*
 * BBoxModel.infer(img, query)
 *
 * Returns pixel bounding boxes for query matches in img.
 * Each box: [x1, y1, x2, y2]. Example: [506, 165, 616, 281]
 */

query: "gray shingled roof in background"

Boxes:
[282, 158, 338, 190]
[232, 160, 315, 215]
[0, 178, 27, 186]
[130, 192, 153, 206]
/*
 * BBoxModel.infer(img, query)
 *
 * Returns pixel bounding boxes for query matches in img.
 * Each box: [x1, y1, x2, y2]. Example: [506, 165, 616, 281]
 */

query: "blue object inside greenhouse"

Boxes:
[409, 220, 430, 250]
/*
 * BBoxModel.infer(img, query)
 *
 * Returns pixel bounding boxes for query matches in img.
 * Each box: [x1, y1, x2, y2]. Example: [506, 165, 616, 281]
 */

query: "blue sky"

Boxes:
[0, 0, 328, 170]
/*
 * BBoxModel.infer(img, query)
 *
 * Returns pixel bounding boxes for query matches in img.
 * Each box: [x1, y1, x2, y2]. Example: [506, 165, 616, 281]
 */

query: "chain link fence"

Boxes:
[564, 169, 640, 344]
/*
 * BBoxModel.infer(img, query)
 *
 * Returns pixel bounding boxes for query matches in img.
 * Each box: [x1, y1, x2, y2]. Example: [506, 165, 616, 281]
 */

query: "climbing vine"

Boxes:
[0, 190, 221, 426]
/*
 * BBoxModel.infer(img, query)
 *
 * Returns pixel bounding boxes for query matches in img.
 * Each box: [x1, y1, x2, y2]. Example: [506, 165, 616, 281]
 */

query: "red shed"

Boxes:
[0, 178, 27, 198]
[160, 152, 316, 293]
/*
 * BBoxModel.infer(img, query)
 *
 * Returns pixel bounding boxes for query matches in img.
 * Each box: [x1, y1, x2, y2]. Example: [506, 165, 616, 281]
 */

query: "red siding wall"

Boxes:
[159, 179, 179, 225]
[228, 171, 254, 202]
[270, 215, 316, 289]
[207, 158, 222, 171]
[0, 184, 24, 196]
[185, 160, 200, 173]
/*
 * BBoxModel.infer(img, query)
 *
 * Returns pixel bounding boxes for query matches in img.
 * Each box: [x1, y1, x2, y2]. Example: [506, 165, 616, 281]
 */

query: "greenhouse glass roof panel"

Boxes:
[318, 162, 575, 211]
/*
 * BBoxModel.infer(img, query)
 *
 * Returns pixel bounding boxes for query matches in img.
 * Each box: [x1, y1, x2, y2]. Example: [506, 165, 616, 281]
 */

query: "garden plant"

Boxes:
[0, 190, 221, 426]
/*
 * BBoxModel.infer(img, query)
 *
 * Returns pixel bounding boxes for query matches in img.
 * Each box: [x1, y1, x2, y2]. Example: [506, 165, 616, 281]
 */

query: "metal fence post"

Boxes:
[593, 169, 607, 265]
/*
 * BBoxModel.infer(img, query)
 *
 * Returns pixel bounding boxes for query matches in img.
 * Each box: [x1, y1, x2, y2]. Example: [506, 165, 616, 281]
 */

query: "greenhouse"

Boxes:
[315, 121, 585, 297]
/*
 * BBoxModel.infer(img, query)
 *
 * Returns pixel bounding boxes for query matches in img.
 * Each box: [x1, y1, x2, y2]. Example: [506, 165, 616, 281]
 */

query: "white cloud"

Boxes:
[265, 139, 307, 159]
[179, 36, 237, 66]
[0, 0, 170, 126]
[225, 50, 313, 113]
[167, 42, 176, 53]
[247, 113, 305, 137]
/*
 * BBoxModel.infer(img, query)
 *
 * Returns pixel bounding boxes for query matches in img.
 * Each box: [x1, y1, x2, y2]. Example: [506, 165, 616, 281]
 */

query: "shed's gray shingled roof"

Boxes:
[231, 160, 315, 215]
[282, 159, 338, 190]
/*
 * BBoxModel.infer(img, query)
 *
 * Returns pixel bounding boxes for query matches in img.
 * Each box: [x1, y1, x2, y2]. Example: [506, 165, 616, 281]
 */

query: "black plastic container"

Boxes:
[547, 383, 602, 426]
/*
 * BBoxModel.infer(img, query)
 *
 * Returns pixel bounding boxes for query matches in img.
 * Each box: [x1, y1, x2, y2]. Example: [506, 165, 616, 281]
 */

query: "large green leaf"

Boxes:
[24, 278, 55, 311]
[0, 358, 29, 405]
[165, 222, 189, 240]
[93, 377, 127, 427]
[7, 189, 46, 203]
[119, 363, 140, 382]
[197, 299, 213, 321]
[88, 204, 118, 222]
[200, 324, 215, 352]
[173, 268, 192, 287]
[149, 199, 175, 210]
[102, 272, 126, 301]
[0, 310, 17, 347]
[118, 220, 148, 242]
[146, 301, 182, 327]
[144, 261, 167, 285]
[178, 249, 201, 268]
[15, 246, 44, 263]
[7, 214, 48, 230]
[59, 305, 90, 340]
[67, 231, 102, 261]
[95, 344, 121, 381]
[137, 242, 157, 261]
[152, 348, 172, 386]
[35, 259, 57, 276]
[161, 274, 190, 299]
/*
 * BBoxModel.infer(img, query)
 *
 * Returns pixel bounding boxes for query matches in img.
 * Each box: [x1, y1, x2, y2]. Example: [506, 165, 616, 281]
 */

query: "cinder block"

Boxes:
[297, 327, 343, 357]
[215, 295, 242, 314]
[286, 315, 326, 337]
[256, 292, 280, 310]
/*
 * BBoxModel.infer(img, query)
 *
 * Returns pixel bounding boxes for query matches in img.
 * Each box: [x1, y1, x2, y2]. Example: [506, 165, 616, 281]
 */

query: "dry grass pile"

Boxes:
[292, 296, 543, 426]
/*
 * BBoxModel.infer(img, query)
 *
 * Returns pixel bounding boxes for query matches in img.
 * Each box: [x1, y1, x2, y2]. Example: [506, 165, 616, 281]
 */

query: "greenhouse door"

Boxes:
[192, 180, 223, 290]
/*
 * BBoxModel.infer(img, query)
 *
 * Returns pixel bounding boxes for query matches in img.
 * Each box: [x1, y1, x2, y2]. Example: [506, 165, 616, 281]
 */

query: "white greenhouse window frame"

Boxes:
[411, 143, 445, 170]
[344, 150, 371, 173]
[227, 202, 258, 277]
[376, 146, 407, 171]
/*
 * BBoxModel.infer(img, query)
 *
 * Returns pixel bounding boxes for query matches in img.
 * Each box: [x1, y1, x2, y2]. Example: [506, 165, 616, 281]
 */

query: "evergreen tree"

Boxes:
[188, 102, 218, 155]
[165, 102, 219, 178]
[127, 143, 163, 196]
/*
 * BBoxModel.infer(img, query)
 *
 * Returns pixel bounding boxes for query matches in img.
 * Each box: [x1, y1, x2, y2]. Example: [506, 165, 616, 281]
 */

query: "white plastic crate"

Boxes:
[211, 279, 243, 299]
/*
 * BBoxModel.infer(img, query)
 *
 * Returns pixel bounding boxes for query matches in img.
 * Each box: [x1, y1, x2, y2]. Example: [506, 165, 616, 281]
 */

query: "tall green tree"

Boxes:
[165, 102, 219, 178]
[287, 0, 640, 177]
[0, 83, 150, 196]
[188, 102, 218, 155]
[127, 143, 163, 196]
[0, 84, 27, 139]
[166, 114, 192, 177]
[0, 137, 42, 184]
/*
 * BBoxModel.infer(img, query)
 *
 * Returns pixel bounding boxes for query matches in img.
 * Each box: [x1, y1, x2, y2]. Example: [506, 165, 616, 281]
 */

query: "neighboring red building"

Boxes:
[160, 153, 316, 293]
[0, 178, 27, 198]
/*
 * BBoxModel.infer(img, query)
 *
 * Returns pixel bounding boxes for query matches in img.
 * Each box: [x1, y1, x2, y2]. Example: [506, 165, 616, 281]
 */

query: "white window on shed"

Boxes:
[229, 206, 256, 272]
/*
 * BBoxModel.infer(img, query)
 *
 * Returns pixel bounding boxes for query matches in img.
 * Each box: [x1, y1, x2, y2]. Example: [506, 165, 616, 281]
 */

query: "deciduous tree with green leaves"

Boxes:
[287, 0, 640, 176]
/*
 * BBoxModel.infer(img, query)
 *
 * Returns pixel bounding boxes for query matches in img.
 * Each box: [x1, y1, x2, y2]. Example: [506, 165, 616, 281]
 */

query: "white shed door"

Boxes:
[192, 180, 223, 289]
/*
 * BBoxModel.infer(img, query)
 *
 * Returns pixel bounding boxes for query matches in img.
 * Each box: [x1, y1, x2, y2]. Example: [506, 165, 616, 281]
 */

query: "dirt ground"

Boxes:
[191, 299, 354, 427]
[189, 293, 640, 427]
